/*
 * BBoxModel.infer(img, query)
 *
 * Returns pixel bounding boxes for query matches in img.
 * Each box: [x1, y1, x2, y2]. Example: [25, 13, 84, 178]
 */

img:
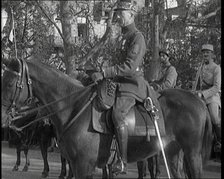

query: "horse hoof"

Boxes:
[41, 172, 49, 178]
[12, 166, 19, 171]
[22, 165, 28, 172]
[66, 176, 72, 179]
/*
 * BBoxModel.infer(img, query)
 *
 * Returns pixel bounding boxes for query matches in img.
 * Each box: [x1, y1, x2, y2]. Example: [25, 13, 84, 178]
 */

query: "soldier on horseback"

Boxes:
[91, 0, 148, 174]
[193, 44, 221, 151]
[150, 49, 178, 91]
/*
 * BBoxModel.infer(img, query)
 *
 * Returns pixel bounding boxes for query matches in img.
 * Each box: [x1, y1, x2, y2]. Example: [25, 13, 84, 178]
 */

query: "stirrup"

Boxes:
[112, 160, 127, 175]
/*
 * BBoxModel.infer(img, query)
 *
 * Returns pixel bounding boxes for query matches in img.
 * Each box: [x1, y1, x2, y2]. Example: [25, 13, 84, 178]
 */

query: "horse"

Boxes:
[7, 114, 37, 172]
[141, 59, 215, 178]
[2, 58, 213, 179]
[9, 106, 74, 179]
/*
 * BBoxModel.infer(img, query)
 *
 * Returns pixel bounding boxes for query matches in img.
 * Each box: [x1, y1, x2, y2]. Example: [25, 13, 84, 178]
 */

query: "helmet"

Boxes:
[159, 49, 169, 57]
[201, 44, 214, 52]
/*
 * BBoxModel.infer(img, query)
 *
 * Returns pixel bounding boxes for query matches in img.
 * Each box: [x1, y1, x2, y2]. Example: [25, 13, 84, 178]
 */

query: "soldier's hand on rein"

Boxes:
[150, 82, 160, 91]
[91, 72, 104, 83]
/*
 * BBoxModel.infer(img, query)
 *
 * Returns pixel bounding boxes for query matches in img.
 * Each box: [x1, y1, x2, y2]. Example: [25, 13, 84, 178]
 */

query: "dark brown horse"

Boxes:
[9, 106, 73, 179]
[2, 58, 213, 179]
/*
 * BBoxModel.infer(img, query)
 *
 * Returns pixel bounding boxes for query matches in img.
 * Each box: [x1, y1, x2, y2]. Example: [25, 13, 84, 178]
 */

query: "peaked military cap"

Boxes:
[114, 0, 138, 12]
[201, 44, 214, 52]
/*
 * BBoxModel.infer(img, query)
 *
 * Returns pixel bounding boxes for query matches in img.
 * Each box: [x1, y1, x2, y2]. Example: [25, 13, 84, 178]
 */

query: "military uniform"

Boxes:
[103, 22, 147, 102]
[156, 63, 177, 90]
[197, 62, 221, 107]
[104, 22, 148, 174]
[91, 0, 147, 174]
[193, 44, 221, 151]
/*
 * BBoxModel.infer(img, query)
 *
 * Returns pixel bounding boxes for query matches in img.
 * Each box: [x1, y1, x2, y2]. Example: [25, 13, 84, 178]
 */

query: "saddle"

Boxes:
[92, 81, 166, 138]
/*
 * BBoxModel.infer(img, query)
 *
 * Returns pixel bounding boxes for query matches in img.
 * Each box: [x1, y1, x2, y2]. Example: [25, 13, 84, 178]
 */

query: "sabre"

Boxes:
[144, 97, 171, 179]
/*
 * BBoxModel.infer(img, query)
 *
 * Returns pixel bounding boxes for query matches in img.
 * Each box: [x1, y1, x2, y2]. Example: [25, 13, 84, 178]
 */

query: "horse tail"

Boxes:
[201, 108, 213, 165]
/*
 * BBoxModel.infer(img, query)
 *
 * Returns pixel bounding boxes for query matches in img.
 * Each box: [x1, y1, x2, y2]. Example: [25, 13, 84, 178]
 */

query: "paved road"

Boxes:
[2, 141, 221, 179]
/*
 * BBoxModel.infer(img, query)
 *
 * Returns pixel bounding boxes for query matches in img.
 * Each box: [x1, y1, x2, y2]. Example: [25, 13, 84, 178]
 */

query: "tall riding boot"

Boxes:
[112, 125, 128, 175]
[213, 124, 221, 152]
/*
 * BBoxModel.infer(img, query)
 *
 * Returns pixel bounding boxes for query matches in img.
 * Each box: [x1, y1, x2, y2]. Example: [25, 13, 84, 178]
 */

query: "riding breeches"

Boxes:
[112, 96, 136, 128]
[207, 102, 221, 141]
[207, 102, 221, 126]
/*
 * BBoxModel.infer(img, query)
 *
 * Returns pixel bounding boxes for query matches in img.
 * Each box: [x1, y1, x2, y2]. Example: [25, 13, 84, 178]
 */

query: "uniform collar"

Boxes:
[204, 60, 215, 66]
[121, 23, 137, 35]
[161, 60, 171, 68]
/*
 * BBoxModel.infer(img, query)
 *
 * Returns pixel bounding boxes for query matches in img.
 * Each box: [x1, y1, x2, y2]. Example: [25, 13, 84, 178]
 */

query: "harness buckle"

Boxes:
[17, 82, 23, 88]
[27, 79, 32, 85]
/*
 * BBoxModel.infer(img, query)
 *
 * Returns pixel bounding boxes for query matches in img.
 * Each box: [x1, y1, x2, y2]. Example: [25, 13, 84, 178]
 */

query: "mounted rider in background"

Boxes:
[150, 49, 178, 91]
[192, 44, 221, 151]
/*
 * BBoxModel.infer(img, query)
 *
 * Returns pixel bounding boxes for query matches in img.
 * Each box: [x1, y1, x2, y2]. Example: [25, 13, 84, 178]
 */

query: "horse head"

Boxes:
[2, 58, 34, 128]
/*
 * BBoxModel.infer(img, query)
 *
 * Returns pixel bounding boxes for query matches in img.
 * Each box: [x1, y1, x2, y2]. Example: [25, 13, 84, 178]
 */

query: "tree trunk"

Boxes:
[60, 1, 77, 76]
[149, 0, 160, 81]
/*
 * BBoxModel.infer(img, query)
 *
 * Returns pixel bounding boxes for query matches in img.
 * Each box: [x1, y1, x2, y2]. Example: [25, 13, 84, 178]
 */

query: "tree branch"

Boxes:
[78, 3, 117, 67]
[188, 7, 221, 23]
[34, 0, 65, 43]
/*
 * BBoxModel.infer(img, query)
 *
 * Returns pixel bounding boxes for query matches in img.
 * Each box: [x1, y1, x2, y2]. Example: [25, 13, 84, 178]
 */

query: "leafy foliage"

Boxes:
[2, 0, 221, 87]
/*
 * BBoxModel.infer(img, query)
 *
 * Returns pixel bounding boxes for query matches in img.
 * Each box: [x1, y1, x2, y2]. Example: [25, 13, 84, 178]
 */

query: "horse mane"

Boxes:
[27, 59, 85, 93]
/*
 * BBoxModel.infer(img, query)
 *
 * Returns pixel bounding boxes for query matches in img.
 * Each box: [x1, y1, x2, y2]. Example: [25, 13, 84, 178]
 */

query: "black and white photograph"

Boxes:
[2, 0, 221, 178]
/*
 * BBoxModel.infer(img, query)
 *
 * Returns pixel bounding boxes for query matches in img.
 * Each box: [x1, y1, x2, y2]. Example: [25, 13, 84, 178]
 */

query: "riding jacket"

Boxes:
[194, 61, 221, 106]
[102, 23, 148, 102]
[156, 62, 177, 90]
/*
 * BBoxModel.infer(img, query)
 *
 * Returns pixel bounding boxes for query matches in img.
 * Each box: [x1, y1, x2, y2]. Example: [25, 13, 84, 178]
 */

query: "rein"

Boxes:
[10, 83, 96, 131]
[5, 58, 98, 144]
[11, 86, 96, 132]
[59, 91, 97, 143]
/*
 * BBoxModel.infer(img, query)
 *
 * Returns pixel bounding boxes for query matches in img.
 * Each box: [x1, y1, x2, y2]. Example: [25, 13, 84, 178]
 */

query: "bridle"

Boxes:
[3, 58, 98, 143]
[3, 58, 34, 120]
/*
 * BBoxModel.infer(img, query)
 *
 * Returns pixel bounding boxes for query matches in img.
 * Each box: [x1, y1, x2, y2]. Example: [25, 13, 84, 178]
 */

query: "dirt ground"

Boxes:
[1, 141, 221, 179]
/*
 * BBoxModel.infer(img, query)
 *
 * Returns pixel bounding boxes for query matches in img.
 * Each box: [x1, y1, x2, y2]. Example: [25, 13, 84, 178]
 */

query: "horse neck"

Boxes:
[27, 61, 85, 134]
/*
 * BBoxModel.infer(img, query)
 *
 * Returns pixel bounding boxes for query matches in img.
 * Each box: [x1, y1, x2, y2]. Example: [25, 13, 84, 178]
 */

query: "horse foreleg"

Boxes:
[102, 164, 115, 179]
[22, 147, 30, 172]
[70, 157, 95, 179]
[147, 156, 157, 179]
[59, 155, 67, 179]
[40, 137, 50, 178]
[67, 161, 73, 179]
[165, 142, 184, 179]
[184, 151, 202, 178]
[155, 153, 161, 178]
[102, 165, 108, 179]
[12, 146, 21, 171]
[137, 160, 147, 179]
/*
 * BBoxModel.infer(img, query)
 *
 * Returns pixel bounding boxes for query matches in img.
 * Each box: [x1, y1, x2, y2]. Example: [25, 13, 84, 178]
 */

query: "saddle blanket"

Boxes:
[92, 102, 165, 137]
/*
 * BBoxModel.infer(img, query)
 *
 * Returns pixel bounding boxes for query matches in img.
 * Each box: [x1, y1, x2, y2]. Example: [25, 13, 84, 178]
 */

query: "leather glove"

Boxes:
[150, 82, 160, 91]
[91, 72, 104, 83]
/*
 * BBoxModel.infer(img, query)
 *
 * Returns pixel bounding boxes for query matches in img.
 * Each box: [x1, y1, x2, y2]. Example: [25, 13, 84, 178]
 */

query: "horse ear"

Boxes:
[6, 58, 21, 73]
[2, 57, 11, 67]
